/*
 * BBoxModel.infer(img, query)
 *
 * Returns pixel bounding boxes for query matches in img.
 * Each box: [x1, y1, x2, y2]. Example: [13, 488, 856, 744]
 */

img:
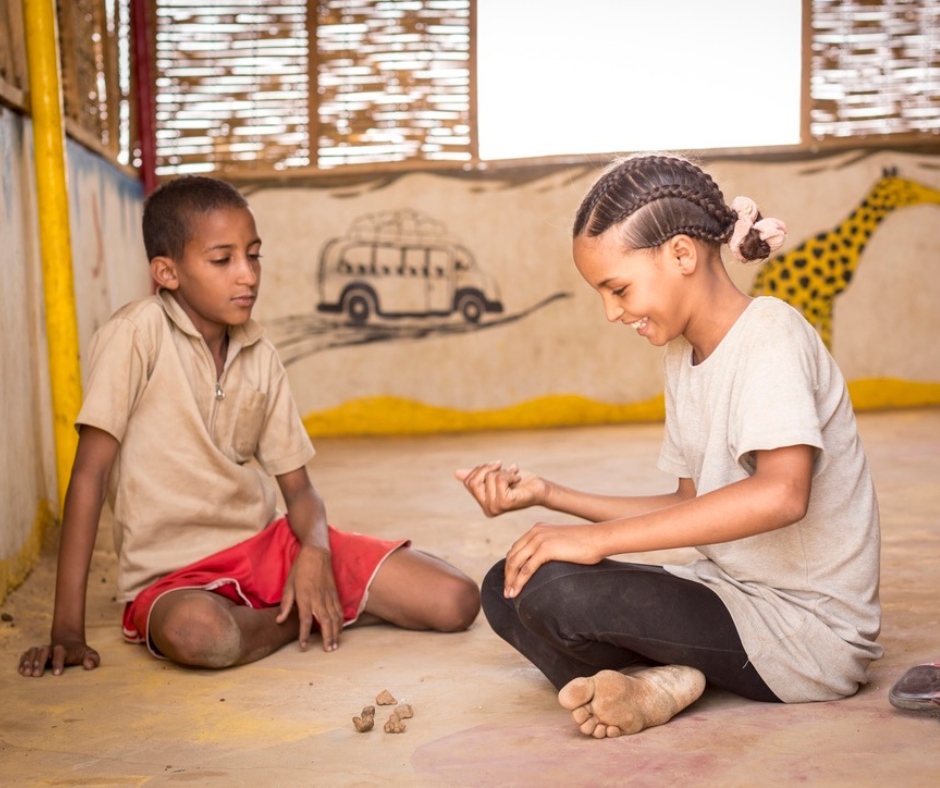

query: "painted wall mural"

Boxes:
[246, 150, 940, 437]
[750, 168, 940, 349]
[265, 208, 571, 367]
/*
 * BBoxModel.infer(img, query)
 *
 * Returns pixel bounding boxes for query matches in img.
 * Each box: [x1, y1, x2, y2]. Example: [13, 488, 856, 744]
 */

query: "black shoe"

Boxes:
[889, 663, 940, 715]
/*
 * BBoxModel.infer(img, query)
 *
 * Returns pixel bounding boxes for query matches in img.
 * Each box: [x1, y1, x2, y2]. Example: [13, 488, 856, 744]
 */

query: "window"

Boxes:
[476, 0, 803, 160]
[14, 1, 935, 176]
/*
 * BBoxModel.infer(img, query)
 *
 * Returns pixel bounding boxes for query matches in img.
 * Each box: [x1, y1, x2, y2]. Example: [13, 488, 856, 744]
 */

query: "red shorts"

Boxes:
[122, 517, 408, 657]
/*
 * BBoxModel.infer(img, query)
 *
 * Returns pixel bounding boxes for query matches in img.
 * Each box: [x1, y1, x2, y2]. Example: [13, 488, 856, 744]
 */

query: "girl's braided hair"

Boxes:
[573, 154, 772, 262]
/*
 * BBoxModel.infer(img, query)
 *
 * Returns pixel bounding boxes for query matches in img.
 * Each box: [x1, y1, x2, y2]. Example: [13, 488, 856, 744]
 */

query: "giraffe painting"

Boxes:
[749, 168, 940, 349]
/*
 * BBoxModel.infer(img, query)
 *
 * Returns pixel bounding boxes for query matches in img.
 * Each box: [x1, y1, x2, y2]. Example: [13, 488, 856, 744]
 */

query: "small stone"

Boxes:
[375, 689, 397, 705]
[1, 613, 13, 622]
[353, 704, 375, 732]
[384, 713, 406, 733]
[394, 703, 413, 719]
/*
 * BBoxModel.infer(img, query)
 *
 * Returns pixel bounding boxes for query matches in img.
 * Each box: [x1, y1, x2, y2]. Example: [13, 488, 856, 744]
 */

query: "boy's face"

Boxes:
[154, 207, 262, 339]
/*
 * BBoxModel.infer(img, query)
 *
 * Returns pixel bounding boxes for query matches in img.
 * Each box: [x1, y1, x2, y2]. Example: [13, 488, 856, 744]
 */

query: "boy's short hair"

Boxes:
[142, 175, 249, 262]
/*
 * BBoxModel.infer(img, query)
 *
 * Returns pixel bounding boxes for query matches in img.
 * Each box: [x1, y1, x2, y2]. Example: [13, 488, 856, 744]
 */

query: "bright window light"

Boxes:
[477, 0, 803, 160]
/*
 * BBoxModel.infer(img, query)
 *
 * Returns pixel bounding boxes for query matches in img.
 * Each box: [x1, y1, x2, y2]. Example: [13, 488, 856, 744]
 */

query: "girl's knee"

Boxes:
[481, 560, 521, 638]
[151, 593, 242, 668]
[482, 560, 506, 597]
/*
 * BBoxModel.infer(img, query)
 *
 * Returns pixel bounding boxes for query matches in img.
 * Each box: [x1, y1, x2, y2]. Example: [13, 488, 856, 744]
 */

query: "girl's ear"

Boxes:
[150, 256, 180, 290]
[668, 235, 699, 275]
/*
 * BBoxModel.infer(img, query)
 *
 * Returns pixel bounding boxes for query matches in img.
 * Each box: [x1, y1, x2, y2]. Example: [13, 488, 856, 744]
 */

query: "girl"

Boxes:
[457, 154, 882, 739]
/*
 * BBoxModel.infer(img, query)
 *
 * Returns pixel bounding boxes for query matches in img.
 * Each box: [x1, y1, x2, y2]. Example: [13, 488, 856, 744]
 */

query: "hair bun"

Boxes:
[729, 196, 787, 265]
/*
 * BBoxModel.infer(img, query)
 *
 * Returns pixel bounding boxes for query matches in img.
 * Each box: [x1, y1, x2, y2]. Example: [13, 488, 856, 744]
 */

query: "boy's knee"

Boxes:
[151, 594, 242, 668]
[434, 575, 481, 632]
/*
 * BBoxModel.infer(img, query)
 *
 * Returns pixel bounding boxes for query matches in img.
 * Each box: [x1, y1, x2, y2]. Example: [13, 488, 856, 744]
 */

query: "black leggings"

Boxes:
[482, 559, 781, 703]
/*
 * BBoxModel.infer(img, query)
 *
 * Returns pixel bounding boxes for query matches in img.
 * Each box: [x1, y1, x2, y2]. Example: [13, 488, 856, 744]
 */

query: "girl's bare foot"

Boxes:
[558, 665, 706, 739]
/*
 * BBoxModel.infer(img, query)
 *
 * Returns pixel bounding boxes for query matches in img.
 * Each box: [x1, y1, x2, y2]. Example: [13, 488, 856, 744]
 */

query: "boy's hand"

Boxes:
[18, 640, 100, 677]
[277, 544, 343, 653]
[455, 461, 547, 517]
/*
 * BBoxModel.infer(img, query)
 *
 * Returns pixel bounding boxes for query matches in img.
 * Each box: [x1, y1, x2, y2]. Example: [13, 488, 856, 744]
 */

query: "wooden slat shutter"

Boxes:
[57, 0, 131, 162]
[810, 0, 940, 141]
[0, 0, 28, 109]
[153, 0, 311, 175]
[315, 0, 473, 168]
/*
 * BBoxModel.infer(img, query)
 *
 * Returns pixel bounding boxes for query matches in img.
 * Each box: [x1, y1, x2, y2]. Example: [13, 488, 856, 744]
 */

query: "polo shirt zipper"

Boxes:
[208, 342, 239, 435]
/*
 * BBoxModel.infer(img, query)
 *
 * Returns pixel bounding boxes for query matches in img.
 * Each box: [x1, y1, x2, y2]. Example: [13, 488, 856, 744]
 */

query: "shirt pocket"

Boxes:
[232, 388, 267, 462]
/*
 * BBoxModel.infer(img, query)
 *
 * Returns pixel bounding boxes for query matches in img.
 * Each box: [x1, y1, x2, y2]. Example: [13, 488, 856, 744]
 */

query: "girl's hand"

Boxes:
[18, 640, 100, 677]
[455, 461, 547, 517]
[503, 523, 606, 598]
[277, 544, 344, 652]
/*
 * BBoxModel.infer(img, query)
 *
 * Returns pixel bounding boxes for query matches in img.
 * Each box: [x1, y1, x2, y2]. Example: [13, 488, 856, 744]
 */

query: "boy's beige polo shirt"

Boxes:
[77, 290, 315, 602]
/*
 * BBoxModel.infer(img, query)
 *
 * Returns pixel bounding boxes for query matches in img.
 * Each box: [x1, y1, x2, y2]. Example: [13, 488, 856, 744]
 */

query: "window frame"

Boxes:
[5, 0, 939, 180]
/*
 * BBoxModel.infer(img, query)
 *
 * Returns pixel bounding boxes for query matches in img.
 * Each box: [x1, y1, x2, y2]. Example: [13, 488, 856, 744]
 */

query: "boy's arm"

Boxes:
[274, 467, 344, 653]
[19, 426, 118, 677]
[456, 461, 687, 522]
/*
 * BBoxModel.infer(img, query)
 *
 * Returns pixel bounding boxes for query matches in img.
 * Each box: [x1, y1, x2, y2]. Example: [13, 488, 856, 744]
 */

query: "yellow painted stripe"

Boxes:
[303, 379, 940, 437]
[0, 500, 55, 605]
[24, 0, 81, 513]
[304, 393, 666, 436]
[848, 378, 940, 410]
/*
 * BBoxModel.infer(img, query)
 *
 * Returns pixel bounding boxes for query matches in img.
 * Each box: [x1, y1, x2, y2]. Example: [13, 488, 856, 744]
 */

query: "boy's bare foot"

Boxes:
[558, 665, 706, 739]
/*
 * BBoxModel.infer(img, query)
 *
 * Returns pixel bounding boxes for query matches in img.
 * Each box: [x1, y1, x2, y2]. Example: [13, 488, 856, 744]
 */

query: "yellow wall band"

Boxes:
[847, 379, 940, 411]
[304, 379, 940, 437]
[304, 393, 667, 437]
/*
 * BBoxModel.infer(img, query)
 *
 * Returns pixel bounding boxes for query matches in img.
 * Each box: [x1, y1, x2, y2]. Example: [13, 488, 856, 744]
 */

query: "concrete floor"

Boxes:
[1, 408, 938, 786]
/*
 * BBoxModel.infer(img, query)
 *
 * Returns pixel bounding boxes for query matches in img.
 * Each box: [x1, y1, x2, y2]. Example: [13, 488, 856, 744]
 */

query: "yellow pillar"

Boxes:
[23, 0, 81, 515]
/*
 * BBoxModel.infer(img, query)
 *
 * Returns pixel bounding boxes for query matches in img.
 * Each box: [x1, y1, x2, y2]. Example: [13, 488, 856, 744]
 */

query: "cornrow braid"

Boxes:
[573, 170, 616, 237]
[573, 154, 738, 252]
[639, 222, 731, 250]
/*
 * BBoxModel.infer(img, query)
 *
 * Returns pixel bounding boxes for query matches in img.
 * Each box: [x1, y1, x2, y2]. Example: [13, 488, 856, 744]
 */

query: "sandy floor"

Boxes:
[1, 409, 938, 786]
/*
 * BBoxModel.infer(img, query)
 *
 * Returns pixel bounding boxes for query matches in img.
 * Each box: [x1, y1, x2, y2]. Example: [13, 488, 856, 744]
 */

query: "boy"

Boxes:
[20, 176, 480, 676]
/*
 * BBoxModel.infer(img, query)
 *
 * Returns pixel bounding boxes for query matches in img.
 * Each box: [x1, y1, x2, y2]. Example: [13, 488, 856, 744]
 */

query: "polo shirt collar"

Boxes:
[157, 288, 265, 347]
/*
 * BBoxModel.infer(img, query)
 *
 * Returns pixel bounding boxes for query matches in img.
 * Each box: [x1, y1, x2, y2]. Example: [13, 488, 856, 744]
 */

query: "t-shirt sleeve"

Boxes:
[76, 317, 151, 442]
[254, 356, 316, 477]
[730, 304, 825, 471]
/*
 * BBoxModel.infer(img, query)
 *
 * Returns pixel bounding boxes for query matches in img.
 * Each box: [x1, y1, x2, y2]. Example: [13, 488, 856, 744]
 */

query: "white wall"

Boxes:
[0, 105, 147, 603]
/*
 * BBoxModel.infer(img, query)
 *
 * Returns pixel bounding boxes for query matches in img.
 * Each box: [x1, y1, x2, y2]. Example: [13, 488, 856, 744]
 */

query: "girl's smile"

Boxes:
[573, 230, 686, 348]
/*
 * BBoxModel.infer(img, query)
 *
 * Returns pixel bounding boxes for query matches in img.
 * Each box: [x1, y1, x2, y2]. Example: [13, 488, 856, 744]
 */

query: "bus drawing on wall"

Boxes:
[316, 209, 504, 325]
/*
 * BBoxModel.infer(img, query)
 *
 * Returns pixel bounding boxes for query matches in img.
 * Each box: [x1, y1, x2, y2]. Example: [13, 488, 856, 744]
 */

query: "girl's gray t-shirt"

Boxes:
[659, 297, 882, 703]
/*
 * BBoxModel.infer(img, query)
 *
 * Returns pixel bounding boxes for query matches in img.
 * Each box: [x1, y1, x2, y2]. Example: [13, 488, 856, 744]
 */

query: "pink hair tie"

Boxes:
[729, 196, 787, 265]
